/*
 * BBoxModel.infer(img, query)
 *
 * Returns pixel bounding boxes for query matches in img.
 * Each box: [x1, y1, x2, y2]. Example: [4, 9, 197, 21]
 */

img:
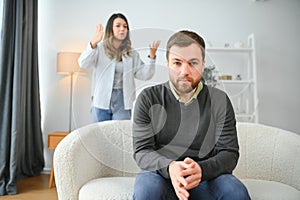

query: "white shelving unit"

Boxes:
[206, 34, 258, 122]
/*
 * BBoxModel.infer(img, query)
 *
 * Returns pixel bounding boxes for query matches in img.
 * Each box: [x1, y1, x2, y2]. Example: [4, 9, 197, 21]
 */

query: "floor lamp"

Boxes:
[57, 52, 81, 132]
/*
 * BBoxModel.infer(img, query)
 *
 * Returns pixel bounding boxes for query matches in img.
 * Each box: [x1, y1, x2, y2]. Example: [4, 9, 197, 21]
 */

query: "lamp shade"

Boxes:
[57, 52, 81, 74]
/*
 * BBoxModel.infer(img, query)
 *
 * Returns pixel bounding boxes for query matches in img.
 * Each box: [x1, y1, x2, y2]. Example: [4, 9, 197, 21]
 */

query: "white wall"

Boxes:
[38, 0, 300, 171]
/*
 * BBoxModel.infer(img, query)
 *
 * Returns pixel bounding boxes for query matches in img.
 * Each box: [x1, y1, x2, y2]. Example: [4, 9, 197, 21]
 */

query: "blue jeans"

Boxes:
[133, 171, 250, 200]
[92, 89, 131, 122]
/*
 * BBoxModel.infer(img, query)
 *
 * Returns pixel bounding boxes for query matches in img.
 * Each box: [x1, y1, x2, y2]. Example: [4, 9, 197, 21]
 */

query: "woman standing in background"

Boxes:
[78, 13, 160, 122]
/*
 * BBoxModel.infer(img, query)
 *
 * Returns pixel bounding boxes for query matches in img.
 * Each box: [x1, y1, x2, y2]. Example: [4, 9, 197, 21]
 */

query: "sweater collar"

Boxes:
[168, 81, 203, 106]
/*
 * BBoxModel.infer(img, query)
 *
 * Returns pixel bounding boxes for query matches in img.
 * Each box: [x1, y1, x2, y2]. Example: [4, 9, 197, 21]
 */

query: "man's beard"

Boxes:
[172, 77, 199, 94]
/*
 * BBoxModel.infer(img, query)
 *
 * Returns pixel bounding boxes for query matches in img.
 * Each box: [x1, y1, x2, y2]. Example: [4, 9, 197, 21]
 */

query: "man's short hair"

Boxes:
[166, 30, 206, 60]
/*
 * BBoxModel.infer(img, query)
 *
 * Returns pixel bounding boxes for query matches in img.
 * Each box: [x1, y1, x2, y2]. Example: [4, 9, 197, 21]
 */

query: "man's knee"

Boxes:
[133, 171, 174, 200]
[214, 174, 250, 200]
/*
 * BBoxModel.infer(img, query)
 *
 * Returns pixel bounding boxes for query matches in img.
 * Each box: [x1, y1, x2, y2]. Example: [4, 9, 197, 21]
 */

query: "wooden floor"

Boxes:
[0, 174, 58, 200]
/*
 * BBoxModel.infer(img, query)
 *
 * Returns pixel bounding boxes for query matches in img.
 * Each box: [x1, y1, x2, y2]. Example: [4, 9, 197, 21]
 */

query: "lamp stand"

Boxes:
[68, 73, 74, 132]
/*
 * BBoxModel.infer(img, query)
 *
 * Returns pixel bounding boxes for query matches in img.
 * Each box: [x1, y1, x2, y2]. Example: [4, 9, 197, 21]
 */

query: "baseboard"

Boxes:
[42, 167, 51, 174]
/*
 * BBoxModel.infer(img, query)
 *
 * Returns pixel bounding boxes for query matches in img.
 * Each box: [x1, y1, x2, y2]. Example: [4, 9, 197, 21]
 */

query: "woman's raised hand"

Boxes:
[149, 40, 161, 59]
[90, 24, 104, 49]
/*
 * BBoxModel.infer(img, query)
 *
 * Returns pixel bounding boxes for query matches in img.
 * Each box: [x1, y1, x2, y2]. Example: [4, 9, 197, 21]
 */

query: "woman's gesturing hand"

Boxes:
[90, 24, 104, 49]
[149, 40, 161, 59]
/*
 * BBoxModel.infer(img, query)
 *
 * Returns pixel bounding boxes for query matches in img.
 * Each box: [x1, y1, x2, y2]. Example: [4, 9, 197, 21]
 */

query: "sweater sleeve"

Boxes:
[197, 93, 239, 181]
[132, 89, 173, 178]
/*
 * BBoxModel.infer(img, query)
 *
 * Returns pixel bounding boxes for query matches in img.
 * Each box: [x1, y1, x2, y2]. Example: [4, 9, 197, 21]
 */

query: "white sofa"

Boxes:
[54, 120, 300, 200]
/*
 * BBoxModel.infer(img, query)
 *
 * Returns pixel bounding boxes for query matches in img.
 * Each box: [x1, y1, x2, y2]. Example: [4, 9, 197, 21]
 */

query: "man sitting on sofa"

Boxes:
[132, 30, 250, 200]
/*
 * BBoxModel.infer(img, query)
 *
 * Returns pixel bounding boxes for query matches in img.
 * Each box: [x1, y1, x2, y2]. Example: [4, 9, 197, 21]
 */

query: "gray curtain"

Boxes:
[0, 0, 44, 196]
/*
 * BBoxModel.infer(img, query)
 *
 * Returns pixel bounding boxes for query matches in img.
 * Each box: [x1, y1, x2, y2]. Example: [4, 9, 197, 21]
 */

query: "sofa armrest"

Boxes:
[53, 120, 139, 200]
[235, 123, 300, 191]
[54, 124, 104, 200]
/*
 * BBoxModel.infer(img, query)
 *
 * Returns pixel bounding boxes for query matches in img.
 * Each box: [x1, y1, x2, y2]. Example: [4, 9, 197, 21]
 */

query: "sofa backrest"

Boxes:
[76, 120, 300, 190]
[234, 122, 300, 191]
[77, 120, 140, 177]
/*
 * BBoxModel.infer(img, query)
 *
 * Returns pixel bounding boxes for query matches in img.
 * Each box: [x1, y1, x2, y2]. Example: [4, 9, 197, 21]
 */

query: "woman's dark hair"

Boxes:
[103, 13, 132, 61]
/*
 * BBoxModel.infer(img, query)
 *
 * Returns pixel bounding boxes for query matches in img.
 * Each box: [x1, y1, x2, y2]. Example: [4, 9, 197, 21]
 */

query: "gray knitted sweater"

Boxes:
[133, 81, 239, 181]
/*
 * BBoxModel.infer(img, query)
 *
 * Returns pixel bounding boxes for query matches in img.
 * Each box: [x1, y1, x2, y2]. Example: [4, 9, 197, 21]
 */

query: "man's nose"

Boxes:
[180, 62, 191, 75]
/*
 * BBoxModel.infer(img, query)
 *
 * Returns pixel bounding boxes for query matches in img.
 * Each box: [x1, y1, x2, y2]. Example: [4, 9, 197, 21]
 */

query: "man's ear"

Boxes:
[166, 60, 170, 68]
[201, 59, 206, 72]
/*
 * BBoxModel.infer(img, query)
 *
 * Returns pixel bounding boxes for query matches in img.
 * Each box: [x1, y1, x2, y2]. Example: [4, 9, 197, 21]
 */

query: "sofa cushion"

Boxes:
[241, 179, 300, 200]
[79, 177, 300, 200]
[79, 177, 135, 200]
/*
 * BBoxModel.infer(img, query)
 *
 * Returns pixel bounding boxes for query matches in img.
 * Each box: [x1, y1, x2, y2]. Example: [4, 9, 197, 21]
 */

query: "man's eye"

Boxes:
[190, 62, 198, 66]
[174, 62, 181, 66]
